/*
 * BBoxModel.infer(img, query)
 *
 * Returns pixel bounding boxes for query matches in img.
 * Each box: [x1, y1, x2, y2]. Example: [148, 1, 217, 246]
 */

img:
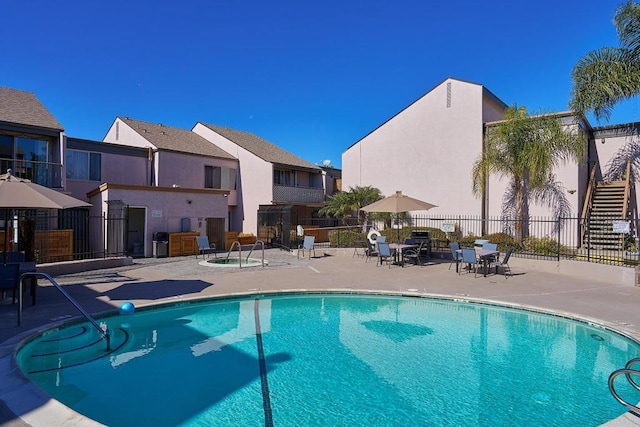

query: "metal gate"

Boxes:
[105, 200, 128, 257]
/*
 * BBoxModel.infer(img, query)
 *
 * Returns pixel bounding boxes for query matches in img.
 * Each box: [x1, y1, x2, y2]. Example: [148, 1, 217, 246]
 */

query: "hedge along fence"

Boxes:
[312, 214, 637, 266]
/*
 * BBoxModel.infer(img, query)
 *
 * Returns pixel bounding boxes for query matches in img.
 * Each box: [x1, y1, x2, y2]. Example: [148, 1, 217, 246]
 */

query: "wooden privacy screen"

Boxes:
[0, 229, 74, 262]
[35, 230, 74, 262]
[168, 232, 200, 257]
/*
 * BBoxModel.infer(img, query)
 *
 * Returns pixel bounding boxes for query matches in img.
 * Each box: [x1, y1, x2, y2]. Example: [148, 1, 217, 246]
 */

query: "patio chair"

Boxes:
[449, 242, 462, 270]
[365, 239, 379, 263]
[482, 242, 499, 262]
[298, 236, 316, 260]
[376, 241, 395, 268]
[459, 248, 479, 277]
[489, 248, 513, 277]
[5, 252, 25, 263]
[196, 236, 217, 259]
[376, 235, 387, 244]
[403, 240, 427, 266]
[0, 263, 20, 304]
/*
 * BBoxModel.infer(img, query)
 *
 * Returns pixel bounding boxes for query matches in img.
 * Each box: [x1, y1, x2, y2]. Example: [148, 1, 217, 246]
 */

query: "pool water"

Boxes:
[199, 257, 266, 267]
[17, 294, 640, 426]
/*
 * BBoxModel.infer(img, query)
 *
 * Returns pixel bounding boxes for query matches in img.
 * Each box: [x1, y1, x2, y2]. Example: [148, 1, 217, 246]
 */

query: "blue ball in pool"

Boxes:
[119, 302, 135, 315]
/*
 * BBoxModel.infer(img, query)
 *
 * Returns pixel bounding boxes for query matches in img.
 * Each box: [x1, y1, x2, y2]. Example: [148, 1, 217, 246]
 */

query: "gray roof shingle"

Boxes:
[200, 123, 320, 170]
[0, 87, 63, 130]
[120, 117, 236, 160]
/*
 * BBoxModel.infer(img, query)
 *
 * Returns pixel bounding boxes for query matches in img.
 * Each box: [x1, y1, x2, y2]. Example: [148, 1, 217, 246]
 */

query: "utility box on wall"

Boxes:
[181, 217, 191, 232]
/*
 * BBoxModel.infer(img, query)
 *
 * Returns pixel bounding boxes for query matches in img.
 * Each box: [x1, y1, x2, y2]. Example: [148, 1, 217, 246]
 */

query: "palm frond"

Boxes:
[615, 0, 640, 57]
[603, 135, 640, 181]
[570, 47, 640, 121]
[530, 175, 572, 233]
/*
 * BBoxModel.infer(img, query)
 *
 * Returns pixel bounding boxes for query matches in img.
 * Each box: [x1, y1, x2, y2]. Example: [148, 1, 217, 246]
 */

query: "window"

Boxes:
[66, 150, 101, 181]
[205, 165, 237, 190]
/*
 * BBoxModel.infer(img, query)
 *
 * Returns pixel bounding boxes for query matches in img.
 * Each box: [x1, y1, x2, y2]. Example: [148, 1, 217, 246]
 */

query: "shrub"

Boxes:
[522, 236, 566, 255]
[328, 230, 366, 248]
[484, 233, 518, 250]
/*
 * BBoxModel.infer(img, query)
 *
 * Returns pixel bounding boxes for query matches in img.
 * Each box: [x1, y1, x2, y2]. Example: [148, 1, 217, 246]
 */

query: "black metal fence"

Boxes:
[299, 214, 640, 267]
[6, 207, 639, 267]
[2, 209, 128, 264]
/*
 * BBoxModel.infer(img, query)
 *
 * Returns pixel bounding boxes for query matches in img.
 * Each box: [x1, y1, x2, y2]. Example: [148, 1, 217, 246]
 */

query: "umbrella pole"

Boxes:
[3, 209, 8, 264]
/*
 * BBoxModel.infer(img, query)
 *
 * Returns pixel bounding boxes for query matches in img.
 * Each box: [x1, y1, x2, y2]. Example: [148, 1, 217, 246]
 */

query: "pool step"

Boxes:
[21, 325, 129, 374]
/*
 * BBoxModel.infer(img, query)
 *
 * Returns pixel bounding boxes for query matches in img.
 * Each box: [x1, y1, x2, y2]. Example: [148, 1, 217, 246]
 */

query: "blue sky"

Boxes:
[2, 1, 637, 169]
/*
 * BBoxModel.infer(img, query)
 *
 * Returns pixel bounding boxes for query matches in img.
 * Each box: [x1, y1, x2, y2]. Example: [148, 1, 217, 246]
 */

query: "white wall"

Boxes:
[103, 118, 155, 148]
[342, 78, 495, 217]
[193, 123, 272, 234]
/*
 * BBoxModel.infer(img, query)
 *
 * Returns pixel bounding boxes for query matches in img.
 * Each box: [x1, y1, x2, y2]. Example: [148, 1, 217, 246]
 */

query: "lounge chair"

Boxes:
[449, 242, 462, 270]
[0, 263, 20, 303]
[196, 236, 217, 259]
[489, 248, 513, 277]
[459, 248, 479, 277]
[298, 236, 316, 259]
[376, 241, 395, 268]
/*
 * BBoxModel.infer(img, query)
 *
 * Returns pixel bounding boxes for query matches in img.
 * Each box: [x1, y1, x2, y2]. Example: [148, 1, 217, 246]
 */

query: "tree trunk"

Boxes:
[514, 175, 530, 243]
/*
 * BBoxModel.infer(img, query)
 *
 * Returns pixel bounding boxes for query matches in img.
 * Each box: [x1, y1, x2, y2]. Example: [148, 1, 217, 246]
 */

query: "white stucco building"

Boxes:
[342, 78, 507, 217]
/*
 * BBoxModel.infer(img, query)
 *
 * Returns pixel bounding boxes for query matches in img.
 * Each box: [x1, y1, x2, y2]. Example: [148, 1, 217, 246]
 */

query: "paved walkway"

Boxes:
[2, 249, 640, 426]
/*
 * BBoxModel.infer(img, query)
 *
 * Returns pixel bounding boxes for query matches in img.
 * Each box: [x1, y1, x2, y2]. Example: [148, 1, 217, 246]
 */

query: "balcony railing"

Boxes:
[273, 184, 324, 204]
[0, 159, 62, 188]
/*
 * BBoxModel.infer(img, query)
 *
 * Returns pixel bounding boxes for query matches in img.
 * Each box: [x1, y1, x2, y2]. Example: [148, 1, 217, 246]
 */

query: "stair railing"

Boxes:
[580, 162, 598, 248]
[622, 160, 632, 219]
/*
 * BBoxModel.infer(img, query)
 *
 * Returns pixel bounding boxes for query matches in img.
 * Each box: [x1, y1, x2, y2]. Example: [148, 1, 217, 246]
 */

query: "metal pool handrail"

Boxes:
[17, 272, 111, 351]
[608, 357, 640, 417]
[226, 240, 242, 267]
[246, 240, 266, 267]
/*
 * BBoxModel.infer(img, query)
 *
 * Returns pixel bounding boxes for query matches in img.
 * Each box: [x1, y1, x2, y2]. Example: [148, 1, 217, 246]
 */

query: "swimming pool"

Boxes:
[16, 293, 640, 426]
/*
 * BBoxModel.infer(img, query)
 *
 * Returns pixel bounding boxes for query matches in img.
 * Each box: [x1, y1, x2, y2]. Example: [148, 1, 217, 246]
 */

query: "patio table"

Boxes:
[475, 248, 499, 277]
[456, 248, 500, 276]
[389, 243, 417, 267]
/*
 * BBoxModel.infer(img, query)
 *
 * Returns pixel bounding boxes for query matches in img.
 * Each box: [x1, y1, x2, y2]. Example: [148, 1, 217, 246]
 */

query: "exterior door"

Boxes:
[206, 218, 225, 252]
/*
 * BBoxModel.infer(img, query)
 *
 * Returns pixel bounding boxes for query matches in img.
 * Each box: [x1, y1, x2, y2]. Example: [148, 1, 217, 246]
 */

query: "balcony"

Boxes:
[1, 159, 63, 188]
[273, 184, 324, 204]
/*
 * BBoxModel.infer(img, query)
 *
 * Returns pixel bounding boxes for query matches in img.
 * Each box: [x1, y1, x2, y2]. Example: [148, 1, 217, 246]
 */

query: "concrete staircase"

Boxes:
[582, 181, 627, 250]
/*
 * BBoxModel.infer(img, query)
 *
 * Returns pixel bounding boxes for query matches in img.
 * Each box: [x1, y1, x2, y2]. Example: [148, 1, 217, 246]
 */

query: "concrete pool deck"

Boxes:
[1, 248, 640, 426]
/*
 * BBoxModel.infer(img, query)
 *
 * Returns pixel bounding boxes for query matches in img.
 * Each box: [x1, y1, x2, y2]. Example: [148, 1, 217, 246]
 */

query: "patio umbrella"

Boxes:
[0, 169, 91, 209]
[361, 190, 437, 242]
[0, 169, 91, 261]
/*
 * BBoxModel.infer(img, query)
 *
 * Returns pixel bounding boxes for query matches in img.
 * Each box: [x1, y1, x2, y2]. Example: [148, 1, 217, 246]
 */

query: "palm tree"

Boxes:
[570, 1, 640, 122]
[472, 106, 586, 242]
[319, 185, 383, 227]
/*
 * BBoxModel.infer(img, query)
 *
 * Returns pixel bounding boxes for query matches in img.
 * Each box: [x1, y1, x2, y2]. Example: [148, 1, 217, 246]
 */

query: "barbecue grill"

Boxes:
[405, 230, 432, 258]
